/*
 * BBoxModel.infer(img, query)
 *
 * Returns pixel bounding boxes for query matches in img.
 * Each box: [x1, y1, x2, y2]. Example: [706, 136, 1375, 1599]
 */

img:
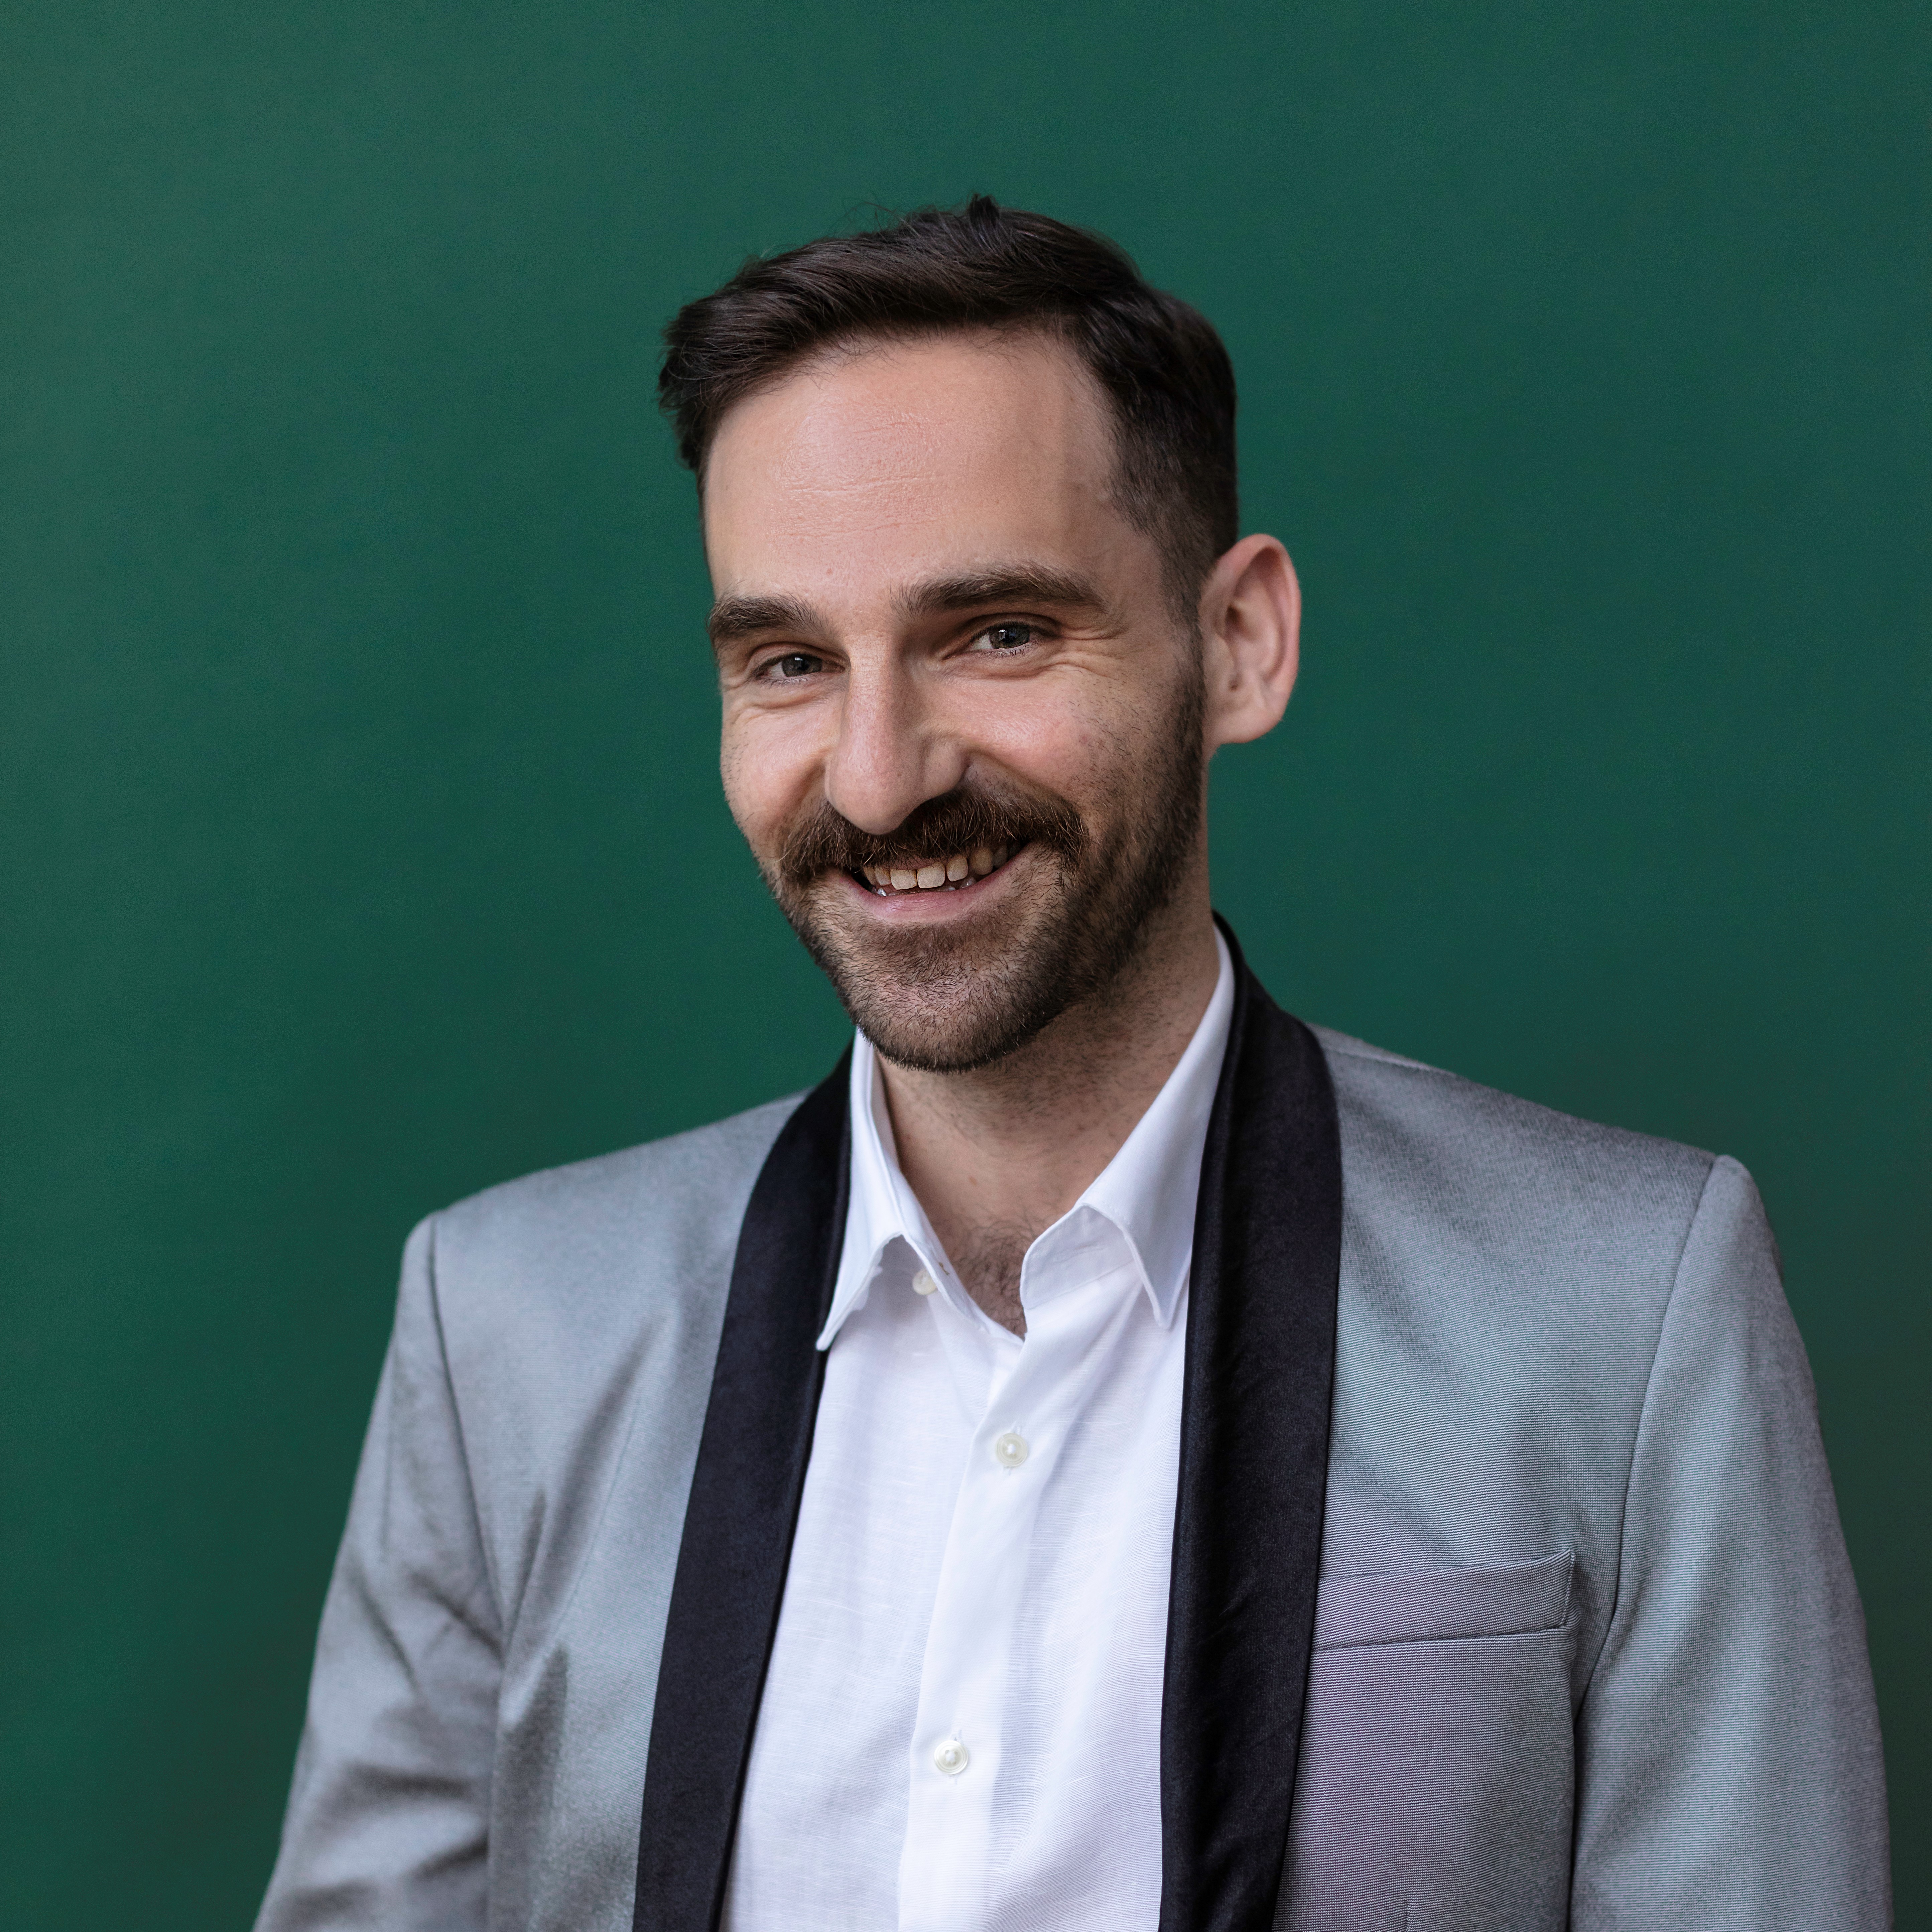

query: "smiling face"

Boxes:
[704, 331, 1214, 1072]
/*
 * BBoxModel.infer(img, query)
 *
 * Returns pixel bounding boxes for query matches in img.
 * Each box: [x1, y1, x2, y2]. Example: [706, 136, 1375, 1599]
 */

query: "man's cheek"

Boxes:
[719, 771, 776, 853]
[719, 730, 775, 831]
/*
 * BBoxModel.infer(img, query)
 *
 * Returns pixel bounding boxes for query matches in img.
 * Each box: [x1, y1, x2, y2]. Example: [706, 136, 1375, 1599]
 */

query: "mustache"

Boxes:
[776, 780, 1087, 889]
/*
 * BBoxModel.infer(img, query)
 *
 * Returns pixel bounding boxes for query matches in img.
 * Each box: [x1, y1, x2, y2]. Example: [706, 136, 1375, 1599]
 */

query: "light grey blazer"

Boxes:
[255, 1014, 1890, 1930]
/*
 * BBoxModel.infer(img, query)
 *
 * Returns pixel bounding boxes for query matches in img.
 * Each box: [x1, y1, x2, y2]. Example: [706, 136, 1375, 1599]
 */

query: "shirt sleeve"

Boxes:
[1570, 1155, 1891, 1928]
[255, 1215, 502, 1931]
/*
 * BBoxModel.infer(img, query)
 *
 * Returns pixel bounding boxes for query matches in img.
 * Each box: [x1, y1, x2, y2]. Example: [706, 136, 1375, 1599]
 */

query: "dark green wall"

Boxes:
[3, 1, 1924, 1923]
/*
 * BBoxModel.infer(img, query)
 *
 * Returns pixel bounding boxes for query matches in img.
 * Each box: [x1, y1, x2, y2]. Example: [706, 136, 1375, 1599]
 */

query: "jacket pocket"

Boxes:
[1282, 1550, 1579, 1931]
[1312, 1548, 1573, 1652]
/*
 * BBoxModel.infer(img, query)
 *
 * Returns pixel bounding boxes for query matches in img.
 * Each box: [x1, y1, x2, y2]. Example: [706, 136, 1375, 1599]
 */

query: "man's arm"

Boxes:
[256, 1215, 502, 1931]
[1571, 1155, 1890, 1927]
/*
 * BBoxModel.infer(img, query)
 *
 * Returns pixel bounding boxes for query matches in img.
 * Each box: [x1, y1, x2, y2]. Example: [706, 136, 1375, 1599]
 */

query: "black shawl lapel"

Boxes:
[632, 1054, 851, 1932]
[1159, 921, 1343, 1932]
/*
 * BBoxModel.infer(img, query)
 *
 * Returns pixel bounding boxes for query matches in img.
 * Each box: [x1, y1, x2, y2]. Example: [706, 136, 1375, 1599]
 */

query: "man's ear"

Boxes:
[1198, 535, 1300, 750]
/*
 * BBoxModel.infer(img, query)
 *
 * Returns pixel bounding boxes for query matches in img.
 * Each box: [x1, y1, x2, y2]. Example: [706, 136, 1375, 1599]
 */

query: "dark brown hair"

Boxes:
[659, 196, 1238, 608]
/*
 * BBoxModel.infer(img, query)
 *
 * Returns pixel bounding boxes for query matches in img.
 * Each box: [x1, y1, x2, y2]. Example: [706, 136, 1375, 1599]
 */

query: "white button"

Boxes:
[993, 1430, 1030, 1468]
[912, 1268, 938, 1296]
[933, 1736, 970, 1776]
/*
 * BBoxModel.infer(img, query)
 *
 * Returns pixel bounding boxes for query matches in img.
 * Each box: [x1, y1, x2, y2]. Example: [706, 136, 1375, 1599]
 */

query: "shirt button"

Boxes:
[993, 1430, 1030, 1469]
[912, 1268, 939, 1296]
[933, 1737, 970, 1776]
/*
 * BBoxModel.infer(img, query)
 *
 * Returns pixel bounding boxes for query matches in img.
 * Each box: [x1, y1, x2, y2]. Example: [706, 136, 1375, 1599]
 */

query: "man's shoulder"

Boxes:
[420, 1091, 807, 1330]
[1310, 1021, 1724, 1315]
[1313, 1021, 1716, 1208]
[373, 1095, 815, 1638]
[436, 1090, 805, 1242]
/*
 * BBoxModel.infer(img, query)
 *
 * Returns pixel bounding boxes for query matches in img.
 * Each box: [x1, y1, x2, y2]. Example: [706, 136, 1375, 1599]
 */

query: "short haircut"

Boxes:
[659, 196, 1238, 612]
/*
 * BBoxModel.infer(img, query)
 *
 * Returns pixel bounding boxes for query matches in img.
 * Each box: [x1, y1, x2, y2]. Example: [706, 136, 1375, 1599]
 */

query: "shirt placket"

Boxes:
[897, 1222, 1147, 1932]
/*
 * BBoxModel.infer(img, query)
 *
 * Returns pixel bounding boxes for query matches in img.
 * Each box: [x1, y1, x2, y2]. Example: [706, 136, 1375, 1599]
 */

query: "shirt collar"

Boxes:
[817, 929, 1236, 1348]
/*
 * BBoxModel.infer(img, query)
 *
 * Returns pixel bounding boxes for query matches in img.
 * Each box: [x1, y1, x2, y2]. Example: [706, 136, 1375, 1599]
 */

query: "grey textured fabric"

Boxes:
[255, 1032, 1889, 1931]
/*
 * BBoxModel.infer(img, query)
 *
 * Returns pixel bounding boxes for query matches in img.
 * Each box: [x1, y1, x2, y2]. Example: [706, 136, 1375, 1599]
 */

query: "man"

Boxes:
[257, 199, 1889, 1931]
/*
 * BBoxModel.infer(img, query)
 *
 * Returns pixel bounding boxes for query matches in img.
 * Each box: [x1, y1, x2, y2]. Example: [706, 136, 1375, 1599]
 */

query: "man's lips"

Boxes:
[847, 842, 1021, 897]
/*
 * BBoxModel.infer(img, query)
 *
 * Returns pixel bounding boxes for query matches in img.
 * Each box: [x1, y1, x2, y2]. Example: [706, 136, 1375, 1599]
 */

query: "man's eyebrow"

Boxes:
[706, 593, 825, 648]
[706, 567, 1109, 649]
[895, 566, 1111, 622]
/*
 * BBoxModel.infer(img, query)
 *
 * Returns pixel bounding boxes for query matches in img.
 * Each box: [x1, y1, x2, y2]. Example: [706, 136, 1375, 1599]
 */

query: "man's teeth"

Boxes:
[862, 846, 1011, 892]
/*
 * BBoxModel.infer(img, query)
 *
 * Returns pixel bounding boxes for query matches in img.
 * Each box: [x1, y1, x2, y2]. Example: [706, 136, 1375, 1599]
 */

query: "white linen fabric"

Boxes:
[723, 933, 1236, 1932]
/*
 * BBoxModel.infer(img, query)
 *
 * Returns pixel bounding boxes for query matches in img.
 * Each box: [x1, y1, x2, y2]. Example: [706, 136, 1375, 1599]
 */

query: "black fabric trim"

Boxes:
[1159, 920, 1343, 1932]
[632, 1054, 851, 1932]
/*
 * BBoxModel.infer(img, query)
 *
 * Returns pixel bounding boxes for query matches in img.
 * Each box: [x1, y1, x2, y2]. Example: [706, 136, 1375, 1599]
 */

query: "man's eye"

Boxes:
[763, 652, 824, 680]
[971, 622, 1036, 652]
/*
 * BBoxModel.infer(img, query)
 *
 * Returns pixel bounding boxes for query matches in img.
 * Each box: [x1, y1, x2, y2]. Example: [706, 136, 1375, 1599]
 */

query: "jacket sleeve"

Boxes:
[255, 1215, 501, 1931]
[1570, 1155, 1891, 1928]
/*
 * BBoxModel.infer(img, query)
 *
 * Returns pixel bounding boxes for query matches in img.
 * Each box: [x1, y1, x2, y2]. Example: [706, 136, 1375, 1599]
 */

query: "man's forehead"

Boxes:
[701, 334, 1137, 601]
[705, 334, 1115, 504]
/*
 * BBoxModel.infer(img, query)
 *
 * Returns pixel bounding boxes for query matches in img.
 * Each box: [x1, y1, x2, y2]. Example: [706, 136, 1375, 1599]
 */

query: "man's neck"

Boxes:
[876, 884, 1223, 1335]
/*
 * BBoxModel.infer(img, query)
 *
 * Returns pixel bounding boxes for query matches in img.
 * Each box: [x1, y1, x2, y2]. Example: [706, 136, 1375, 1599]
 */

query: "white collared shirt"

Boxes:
[724, 932, 1235, 1932]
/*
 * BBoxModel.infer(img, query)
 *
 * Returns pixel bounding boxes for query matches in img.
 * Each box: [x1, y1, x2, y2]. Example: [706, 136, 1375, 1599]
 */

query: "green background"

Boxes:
[2, 0, 1925, 1922]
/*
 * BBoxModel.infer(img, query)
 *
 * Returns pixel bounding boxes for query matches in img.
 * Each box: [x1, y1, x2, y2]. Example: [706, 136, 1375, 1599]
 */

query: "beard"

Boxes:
[756, 657, 1206, 1074]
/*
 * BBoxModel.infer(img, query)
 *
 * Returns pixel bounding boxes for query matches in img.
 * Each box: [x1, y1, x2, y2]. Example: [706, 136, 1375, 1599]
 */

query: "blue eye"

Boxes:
[978, 622, 1034, 651]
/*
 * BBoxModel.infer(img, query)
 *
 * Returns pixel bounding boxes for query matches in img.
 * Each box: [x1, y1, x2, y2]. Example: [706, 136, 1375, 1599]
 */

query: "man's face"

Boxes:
[703, 332, 1207, 1072]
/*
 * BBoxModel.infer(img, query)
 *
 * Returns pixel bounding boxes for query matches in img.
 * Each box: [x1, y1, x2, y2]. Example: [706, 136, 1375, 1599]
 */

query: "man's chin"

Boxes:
[854, 1001, 1055, 1076]
[829, 959, 1067, 1077]
[783, 896, 1074, 1075]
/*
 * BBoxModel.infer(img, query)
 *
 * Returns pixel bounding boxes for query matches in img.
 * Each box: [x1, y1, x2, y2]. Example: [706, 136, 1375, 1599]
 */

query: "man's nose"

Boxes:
[821, 656, 968, 836]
